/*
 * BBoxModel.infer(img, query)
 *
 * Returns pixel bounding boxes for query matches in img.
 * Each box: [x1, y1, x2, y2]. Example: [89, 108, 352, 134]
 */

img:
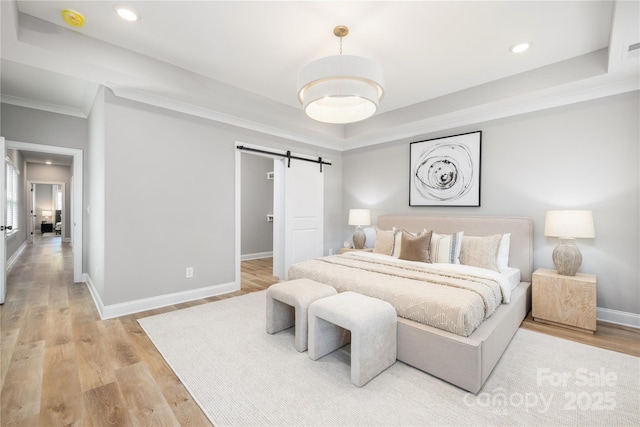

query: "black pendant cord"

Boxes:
[236, 145, 331, 172]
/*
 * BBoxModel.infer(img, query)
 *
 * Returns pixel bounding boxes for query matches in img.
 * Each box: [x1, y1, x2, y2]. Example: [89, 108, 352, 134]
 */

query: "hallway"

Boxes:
[0, 235, 214, 425]
[0, 232, 279, 425]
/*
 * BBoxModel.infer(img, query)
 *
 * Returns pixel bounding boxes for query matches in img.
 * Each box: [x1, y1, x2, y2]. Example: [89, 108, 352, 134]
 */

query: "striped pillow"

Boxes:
[430, 231, 464, 264]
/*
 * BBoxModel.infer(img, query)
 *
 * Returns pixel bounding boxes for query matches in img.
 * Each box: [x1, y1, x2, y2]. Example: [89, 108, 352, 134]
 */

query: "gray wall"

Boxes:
[9, 89, 634, 318]
[1, 103, 89, 269]
[97, 89, 342, 306]
[241, 153, 274, 256]
[1, 104, 88, 150]
[342, 91, 639, 315]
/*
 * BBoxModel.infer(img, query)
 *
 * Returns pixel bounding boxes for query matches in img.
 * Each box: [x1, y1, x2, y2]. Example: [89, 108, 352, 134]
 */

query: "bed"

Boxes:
[288, 215, 533, 393]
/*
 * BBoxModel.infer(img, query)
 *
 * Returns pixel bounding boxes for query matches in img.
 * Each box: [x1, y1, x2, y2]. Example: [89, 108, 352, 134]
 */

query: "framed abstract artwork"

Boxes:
[409, 131, 482, 207]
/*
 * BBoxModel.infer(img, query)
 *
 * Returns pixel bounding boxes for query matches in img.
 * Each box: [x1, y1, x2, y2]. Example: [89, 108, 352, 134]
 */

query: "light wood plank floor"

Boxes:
[1, 236, 276, 426]
[1, 237, 637, 426]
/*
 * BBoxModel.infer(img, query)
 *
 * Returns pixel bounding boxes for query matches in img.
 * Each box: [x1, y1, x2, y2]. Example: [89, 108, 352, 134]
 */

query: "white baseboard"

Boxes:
[597, 307, 640, 329]
[6, 241, 27, 273]
[79, 273, 639, 329]
[241, 251, 273, 261]
[83, 273, 240, 320]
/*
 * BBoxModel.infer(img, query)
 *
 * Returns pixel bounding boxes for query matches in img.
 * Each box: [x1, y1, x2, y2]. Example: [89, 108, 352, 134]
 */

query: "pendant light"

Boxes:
[297, 26, 384, 124]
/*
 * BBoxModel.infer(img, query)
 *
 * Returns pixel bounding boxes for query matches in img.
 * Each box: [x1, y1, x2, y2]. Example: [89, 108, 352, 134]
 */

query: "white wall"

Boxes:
[88, 87, 106, 299]
[342, 91, 639, 317]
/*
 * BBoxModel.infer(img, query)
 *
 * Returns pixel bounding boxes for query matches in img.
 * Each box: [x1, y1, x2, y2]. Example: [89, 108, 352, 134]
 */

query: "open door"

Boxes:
[0, 136, 6, 304]
[29, 183, 35, 244]
[273, 158, 324, 280]
[235, 143, 327, 286]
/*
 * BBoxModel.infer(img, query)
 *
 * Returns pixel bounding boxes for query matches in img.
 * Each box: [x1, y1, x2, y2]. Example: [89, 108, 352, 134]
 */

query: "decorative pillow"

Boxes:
[496, 233, 511, 271]
[430, 231, 464, 264]
[390, 227, 402, 257]
[373, 228, 400, 256]
[398, 229, 432, 262]
[459, 234, 502, 272]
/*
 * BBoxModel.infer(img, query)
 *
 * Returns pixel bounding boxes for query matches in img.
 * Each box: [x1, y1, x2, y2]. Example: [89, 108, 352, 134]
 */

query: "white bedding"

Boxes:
[343, 251, 520, 303]
[289, 251, 520, 336]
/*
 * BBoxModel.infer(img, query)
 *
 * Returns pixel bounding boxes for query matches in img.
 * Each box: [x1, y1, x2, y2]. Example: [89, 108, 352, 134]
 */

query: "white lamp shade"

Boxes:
[42, 210, 52, 217]
[298, 55, 384, 124]
[348, 209, 371, 226]
[544, 210, 595, 238]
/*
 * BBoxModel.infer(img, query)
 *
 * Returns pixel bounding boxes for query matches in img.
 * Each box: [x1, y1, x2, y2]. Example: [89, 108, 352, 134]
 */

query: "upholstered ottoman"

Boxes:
[308, 291, 397, 387]
[266, 279, 337, 352]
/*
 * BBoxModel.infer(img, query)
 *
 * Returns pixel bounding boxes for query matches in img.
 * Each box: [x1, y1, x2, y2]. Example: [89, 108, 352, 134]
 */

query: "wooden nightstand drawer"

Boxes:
[532, 268, 597, 333]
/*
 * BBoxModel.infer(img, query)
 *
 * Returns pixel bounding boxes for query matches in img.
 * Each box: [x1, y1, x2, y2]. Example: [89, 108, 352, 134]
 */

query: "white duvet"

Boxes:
[288, 251, 522, 337]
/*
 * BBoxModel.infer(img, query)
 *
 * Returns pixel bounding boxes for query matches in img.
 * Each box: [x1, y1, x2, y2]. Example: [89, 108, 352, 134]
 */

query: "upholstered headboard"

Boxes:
[376, 215, 533, 282]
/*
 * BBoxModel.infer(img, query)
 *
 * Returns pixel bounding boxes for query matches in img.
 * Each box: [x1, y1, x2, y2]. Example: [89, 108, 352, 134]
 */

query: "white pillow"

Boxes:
[497, 233, 511, 271]
[430, 231, 464, 264]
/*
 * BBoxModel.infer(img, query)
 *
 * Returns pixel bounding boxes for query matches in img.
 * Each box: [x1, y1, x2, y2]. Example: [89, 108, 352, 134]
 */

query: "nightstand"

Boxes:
[338, 248, 373, 255]
[532, 268, 597, 334]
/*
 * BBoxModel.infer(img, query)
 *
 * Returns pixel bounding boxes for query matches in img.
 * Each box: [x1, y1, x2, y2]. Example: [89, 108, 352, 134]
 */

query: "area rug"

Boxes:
[138, 291, 639, 426]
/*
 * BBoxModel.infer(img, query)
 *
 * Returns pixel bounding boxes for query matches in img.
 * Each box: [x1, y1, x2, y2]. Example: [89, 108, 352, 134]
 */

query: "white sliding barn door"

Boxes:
[273, 158, 324, 280]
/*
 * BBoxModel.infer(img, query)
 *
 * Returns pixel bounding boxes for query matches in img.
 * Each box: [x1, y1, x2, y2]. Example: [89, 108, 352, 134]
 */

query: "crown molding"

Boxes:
[1, 94, 87, 118]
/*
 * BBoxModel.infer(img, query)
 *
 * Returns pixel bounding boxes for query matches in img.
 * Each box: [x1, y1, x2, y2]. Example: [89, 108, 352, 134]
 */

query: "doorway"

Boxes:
[4, 140, 83, 283]
[29, 182, 66, 243]
[234, 142, 326, 287]
[239, 152, 275, 262]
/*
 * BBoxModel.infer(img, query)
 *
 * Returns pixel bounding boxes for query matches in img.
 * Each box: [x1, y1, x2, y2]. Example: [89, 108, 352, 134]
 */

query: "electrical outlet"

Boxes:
[186, 267, 193, 278]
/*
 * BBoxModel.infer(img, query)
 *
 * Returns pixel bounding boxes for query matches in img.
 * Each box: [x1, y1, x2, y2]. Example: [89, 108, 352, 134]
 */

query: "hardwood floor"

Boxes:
[521, 312, 640, 357]
[1, 236, 276, 426]
[1, 238, 637, 426]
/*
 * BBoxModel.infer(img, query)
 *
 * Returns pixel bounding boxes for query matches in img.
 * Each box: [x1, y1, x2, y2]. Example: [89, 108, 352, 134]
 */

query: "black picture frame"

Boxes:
[409, 131, 482, 207]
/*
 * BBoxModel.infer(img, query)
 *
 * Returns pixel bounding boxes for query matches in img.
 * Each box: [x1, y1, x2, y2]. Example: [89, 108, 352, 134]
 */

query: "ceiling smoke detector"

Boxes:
[61, 9, 85, 28]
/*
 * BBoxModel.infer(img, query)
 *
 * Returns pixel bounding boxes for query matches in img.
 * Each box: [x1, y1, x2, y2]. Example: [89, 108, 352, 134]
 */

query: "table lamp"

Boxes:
[544, 210, 595, 276]
[348, 209, 371, 249]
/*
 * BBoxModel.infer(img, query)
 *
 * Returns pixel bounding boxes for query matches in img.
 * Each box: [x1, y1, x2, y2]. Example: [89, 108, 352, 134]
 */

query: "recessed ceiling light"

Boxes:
[114, 6, 139, 22]
[45, 161, 52, 165]
[510, 42, 530, 54]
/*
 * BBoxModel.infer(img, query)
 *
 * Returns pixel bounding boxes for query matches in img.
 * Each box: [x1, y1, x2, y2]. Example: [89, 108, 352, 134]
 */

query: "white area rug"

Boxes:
[138, 291, 639, 426]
